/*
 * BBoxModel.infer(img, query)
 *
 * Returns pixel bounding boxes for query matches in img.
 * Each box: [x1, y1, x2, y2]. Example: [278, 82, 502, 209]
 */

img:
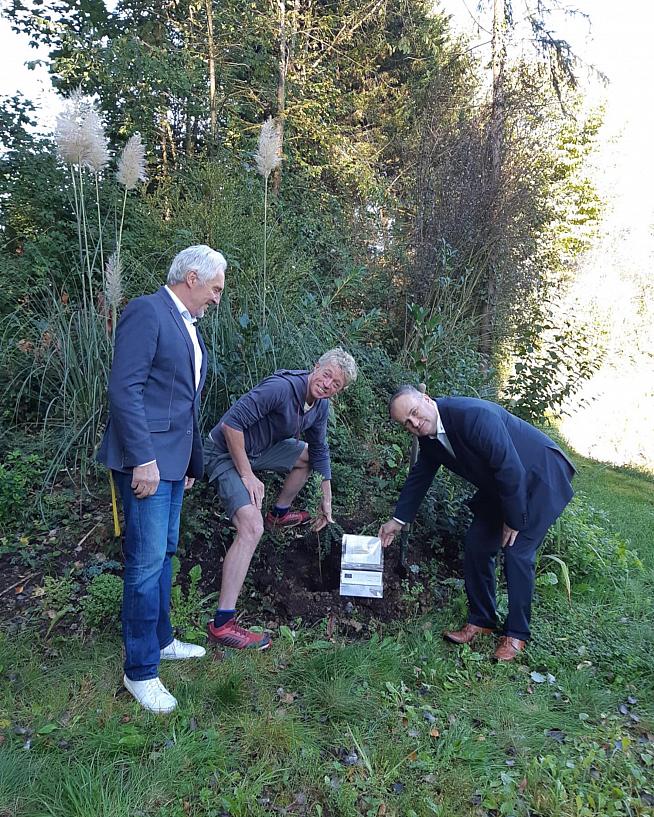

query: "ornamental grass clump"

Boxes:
[0, 89, 149, 491]
[54, 87, 110, 306]
[254, 117, 282, 327]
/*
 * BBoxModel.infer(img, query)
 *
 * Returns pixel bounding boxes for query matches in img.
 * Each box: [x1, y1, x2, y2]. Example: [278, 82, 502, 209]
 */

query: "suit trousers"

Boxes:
[463, 503, 552, 641]
[114, 472, 185, 680]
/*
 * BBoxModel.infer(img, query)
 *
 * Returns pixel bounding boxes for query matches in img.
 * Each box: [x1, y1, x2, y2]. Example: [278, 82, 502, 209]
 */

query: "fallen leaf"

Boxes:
[546, 729, 566, 743]
[14, 585, 24, 595]
[407, 750, 417, 761]
[430, 727, 440, 738]
[519, 777, 528, 793]
[377, 804, 387, 816]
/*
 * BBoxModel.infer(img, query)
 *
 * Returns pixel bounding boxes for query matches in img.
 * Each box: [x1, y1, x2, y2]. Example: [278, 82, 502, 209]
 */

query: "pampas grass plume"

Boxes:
[105, 251, 123, 311]
[54, 87, 109, 172]
[254, 117, 282, 178]
[117, 133, 147, 190]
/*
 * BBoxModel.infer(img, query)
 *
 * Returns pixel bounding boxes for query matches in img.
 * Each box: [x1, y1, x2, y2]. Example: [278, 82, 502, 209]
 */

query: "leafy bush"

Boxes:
[505, 312, 604, 423]
[80, 573, 123, 630]
[415, 469, 474, 546]
[0, 450, 45, 535]
[540, 494, 642, 587]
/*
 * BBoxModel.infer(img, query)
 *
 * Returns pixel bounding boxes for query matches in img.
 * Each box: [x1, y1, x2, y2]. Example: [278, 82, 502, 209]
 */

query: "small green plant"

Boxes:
[170, 557, 215, 638]
[80, 573, 123, 629]
[0, 450, 45, 535]
[400, 577, 426, 616]
[41, 575, 79, 611]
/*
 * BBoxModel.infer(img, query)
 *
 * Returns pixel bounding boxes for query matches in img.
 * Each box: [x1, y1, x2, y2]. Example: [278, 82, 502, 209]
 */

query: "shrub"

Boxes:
[540, 493, 642, 587]
[0, 450, 45, 535]
[80, 573, 123, 629]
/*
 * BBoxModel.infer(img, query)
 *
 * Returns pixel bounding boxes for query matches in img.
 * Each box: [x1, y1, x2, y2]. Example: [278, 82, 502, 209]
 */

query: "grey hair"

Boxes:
[389, 385, 423, 417]
[317, 348, 358, 388]
[167, 245, 227, 285]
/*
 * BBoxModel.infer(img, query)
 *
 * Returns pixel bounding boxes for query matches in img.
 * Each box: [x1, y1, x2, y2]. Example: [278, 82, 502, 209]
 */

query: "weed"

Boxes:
[80, 573, 123, 629]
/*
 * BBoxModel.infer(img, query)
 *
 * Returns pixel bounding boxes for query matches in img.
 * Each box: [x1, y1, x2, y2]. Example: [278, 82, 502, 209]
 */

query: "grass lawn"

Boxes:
[1, 448, 653, 817]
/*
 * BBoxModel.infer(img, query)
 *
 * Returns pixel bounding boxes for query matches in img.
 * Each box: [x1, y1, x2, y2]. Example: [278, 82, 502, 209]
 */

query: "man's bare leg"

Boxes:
[275, 445, 310, 507]
[218, 503, 264, 609]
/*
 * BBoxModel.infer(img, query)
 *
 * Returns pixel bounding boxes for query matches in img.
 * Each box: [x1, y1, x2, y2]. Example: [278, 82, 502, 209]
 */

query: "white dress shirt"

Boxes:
[165, 285, 203, 391]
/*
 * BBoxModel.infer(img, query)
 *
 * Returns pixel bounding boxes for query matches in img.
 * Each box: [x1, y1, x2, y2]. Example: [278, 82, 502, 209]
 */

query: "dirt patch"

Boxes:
[0, 492, 463, 637]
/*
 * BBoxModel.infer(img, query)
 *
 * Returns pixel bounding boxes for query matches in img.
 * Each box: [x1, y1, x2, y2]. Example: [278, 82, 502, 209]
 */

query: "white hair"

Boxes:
[317, 348, 358, 388]
[167, 245, 227, 285]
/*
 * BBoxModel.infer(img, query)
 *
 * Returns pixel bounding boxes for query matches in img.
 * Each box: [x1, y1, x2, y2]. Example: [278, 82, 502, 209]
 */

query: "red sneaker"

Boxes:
[264, 509, 311, 529]
[207, 619, 271, 651]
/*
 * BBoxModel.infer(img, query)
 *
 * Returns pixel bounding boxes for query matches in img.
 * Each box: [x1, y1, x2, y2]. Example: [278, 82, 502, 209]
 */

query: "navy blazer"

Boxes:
[97, 287, 207, 481]
[394, 397, 575, 533]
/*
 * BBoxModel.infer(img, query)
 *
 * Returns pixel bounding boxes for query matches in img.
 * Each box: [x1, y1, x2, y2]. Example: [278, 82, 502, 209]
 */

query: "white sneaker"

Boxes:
[123, 675, 178, 714]
[160, 638, 206, 661]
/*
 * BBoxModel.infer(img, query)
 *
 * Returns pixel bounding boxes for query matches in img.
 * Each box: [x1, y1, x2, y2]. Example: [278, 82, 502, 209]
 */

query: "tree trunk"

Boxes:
[479, 0, 506, 363]
[271, 0, 288, 195]
[204, 0, 217, 152]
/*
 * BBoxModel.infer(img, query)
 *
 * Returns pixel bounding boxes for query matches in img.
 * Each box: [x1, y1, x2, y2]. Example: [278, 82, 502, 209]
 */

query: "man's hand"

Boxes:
[312, 497, 334, 532]
[501, 523, 519, 548]
[132, 461, 160, 499]
[242, 472, 265, 509]
[184, 477, 195, 491]
[378, 518, 404, 548]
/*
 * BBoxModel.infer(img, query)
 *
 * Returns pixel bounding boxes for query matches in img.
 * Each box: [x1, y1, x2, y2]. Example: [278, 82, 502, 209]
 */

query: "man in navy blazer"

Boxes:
[379, 387, 575, 662]
[98, 245, 226, 712]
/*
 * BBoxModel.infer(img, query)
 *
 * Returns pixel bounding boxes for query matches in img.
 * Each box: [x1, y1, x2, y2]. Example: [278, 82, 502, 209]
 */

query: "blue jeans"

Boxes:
[113, 472, 185, 681]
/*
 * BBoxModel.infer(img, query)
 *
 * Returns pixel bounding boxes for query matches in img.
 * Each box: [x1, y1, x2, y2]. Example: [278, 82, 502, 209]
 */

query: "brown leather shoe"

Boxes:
[443, 623, 494, 645]
[493, 636, 526, 662]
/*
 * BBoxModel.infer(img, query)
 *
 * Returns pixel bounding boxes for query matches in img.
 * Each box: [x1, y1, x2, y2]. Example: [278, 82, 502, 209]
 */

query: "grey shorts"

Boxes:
[204, 435, 306, 519]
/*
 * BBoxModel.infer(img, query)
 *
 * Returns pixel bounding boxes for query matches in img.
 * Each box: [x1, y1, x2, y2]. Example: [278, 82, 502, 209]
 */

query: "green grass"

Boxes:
[1, 448, 653, 817]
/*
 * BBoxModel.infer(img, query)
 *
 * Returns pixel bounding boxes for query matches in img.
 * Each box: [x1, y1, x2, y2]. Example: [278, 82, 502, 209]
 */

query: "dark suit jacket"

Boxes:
[97, 287, 207, 481]
[394, 397, 575, 533]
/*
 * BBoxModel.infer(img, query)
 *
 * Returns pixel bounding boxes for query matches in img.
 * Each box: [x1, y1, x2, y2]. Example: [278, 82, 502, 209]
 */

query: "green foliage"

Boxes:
[0, 449, 45, 535]
[170, 557, 214, 638]
[541, 494, 642, 587]
[80, 573, 123, 629]
[415, 469, 473, 545]
[41, 575, 79, 612]
[505, 310, 604, 423]
[1, 298, 112, 486]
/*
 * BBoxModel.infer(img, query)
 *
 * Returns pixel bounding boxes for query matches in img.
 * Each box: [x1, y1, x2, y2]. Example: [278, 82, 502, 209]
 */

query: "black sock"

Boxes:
[213, 609, 235, 628]
[271, 504, 290, 517]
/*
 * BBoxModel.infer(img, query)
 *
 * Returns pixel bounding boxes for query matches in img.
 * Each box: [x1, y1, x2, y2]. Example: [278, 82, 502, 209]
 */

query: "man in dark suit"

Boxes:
[98, 245, 226, 712]
[378, 387, 575, 662]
